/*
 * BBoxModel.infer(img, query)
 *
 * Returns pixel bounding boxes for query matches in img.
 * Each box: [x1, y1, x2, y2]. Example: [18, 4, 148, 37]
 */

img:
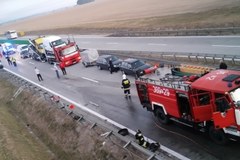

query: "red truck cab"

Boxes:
[53, 42, 81, 66]
[136, 69, 240, 144]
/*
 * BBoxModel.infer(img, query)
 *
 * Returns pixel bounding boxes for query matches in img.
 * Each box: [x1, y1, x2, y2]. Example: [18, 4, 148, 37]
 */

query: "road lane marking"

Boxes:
[106, 42, 119, 45]
[80, 42, 90, 44]
[212, 45, 240, 48]
[29, 62, 35, 65]
[81, 77, 99, 83]
[148, 43, 167, 46]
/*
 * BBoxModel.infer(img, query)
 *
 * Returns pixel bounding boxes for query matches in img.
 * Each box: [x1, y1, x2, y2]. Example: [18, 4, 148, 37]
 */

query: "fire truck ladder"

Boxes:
[139, 74, 190, 92]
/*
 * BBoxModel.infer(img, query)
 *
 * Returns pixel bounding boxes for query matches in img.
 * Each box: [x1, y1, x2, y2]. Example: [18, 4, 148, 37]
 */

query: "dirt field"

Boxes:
[0, 0, 240, 34]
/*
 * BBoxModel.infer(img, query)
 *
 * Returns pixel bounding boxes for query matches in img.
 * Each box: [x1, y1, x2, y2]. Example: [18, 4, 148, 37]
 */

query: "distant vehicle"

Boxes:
[120, 58, 152, 77]
[96, 55, 122, 71]
[81, 49, 99, 67]
[5, 30, 18, 39]
[20, 50, 30, 59]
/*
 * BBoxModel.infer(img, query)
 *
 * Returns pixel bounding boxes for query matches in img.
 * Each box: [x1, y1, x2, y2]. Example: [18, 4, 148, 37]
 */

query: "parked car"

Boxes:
[20, 50, 30, 59]
[19, 45, 29, 52]
[120, 58, 152, 77]
[96, 55, 122, 71]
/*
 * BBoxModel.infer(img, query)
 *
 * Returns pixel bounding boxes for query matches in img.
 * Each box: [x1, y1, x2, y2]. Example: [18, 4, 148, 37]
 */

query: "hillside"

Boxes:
[0, 0, 240, 34]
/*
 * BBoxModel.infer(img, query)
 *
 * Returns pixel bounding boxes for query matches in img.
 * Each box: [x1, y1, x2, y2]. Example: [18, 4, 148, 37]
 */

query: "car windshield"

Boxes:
[21, 50, 28, 54]
[230, 88, 240, 103]
[61, 46, 76, 56]
[106, 56, 118, 62]
[131, 60, 145, 69]
[51, 39, 66, 47]
[21, 46, 28, 50]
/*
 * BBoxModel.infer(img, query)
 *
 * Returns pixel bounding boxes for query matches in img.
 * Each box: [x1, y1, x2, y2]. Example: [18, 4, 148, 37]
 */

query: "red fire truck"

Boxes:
[136, 69, 240, 144]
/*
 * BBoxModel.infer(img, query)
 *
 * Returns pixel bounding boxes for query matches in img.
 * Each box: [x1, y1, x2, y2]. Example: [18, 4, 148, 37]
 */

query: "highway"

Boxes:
[13, 35, 240, 55]
[1, 49, 240, 160]
[63, 35, 240, 55]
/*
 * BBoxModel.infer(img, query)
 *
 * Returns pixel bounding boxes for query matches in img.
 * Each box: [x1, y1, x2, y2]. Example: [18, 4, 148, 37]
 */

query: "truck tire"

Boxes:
[97, 65, 102, 70]
[209, 126, 228, 145]
[155, 108, 170, 124]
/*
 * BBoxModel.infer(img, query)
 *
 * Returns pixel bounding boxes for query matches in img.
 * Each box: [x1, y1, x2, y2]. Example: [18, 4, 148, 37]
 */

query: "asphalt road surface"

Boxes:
[1, 53, 240, 160]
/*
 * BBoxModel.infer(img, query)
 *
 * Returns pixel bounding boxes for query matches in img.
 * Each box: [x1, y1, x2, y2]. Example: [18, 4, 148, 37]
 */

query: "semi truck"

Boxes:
[136, 69, 240, 144]
[29, 36, 81, 66]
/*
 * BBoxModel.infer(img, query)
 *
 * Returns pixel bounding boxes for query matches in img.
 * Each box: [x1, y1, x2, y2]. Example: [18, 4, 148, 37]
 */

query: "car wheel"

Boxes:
[97, 65, 102, 70]
[82, 62, 88, 68]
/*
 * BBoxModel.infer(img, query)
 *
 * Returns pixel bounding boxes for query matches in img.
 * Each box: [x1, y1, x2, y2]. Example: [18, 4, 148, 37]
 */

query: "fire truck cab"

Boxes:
[136, 69, 240, 144]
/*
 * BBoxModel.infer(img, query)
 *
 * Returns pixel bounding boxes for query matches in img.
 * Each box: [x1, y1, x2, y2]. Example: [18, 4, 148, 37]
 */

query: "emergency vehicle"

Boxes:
[136, 69, 240, 144]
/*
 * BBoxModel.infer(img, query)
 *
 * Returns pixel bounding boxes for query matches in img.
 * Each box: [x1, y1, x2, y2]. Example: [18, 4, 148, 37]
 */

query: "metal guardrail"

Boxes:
[0, 39, 30, 44]
[98, 50, 240, 68]
[110, 27, 240, 37]
[0, 68, 190, 160]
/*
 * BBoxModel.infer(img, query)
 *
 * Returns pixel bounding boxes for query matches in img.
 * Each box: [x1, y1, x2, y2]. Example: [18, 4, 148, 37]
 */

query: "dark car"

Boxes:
[120, 58, 151, 77]
[20, 50, 30, 59]
[96, 55, 122, 71]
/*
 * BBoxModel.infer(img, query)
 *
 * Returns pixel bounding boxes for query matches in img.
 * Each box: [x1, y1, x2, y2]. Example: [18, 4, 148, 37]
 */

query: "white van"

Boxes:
[5, 30, 18, 39]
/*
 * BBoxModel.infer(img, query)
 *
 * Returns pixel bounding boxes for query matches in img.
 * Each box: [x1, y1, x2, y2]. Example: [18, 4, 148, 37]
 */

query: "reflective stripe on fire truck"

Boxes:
[152, 102, 167, 115]
[235, 109, 240, 125]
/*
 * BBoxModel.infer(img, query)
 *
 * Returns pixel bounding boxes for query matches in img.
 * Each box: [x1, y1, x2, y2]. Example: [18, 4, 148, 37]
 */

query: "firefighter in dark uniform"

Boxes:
[122, 74, 131, 99]
[135, 129, 149, 148]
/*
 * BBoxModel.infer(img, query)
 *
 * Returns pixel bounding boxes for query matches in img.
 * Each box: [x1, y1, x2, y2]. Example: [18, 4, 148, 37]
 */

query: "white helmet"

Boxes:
[122, 74, 126, 79]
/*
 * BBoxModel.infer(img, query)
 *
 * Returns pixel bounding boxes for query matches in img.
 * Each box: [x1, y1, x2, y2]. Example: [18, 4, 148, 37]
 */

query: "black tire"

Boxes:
[97, 65, 102, 70]
[209, 126, 228, 145]
[82, 62, 88, 68]
[155, 108, 170, 124]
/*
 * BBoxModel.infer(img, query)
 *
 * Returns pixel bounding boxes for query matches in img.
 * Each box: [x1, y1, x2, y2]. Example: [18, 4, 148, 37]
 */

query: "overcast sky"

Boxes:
[0, 0, 77, 24]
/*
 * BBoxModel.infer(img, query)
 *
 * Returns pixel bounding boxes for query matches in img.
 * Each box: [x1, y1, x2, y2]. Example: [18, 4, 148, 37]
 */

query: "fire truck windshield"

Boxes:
[230, 88, 240, 105]
[61, 46, 76, 56]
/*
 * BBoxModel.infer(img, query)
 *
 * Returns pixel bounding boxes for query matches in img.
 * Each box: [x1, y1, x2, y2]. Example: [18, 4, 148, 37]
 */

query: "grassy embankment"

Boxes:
[0, 76, 142, 160]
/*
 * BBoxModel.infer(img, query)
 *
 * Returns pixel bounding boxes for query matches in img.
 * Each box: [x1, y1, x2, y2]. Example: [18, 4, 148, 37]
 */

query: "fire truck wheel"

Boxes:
[97, 65, 102, 70]
[209, 126, 228, 145]
[155, 108, 170, 124]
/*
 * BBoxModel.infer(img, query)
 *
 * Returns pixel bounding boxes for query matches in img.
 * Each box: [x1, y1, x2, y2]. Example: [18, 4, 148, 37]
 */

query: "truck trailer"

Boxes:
[136, 69, 240, 144]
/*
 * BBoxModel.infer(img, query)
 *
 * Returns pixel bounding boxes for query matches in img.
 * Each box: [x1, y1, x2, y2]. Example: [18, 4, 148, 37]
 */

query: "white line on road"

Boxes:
[29, 62, 35, 65]
[80, 42, 90, 44]
[81, 77, 99, 83]
[212, 45, 240, 48]
[106, 42, 119, 45]
[148, 43, 167, 46]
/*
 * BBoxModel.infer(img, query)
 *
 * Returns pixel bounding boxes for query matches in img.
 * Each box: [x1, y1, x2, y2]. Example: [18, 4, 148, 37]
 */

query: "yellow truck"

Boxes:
[28, 37, 45, 61]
